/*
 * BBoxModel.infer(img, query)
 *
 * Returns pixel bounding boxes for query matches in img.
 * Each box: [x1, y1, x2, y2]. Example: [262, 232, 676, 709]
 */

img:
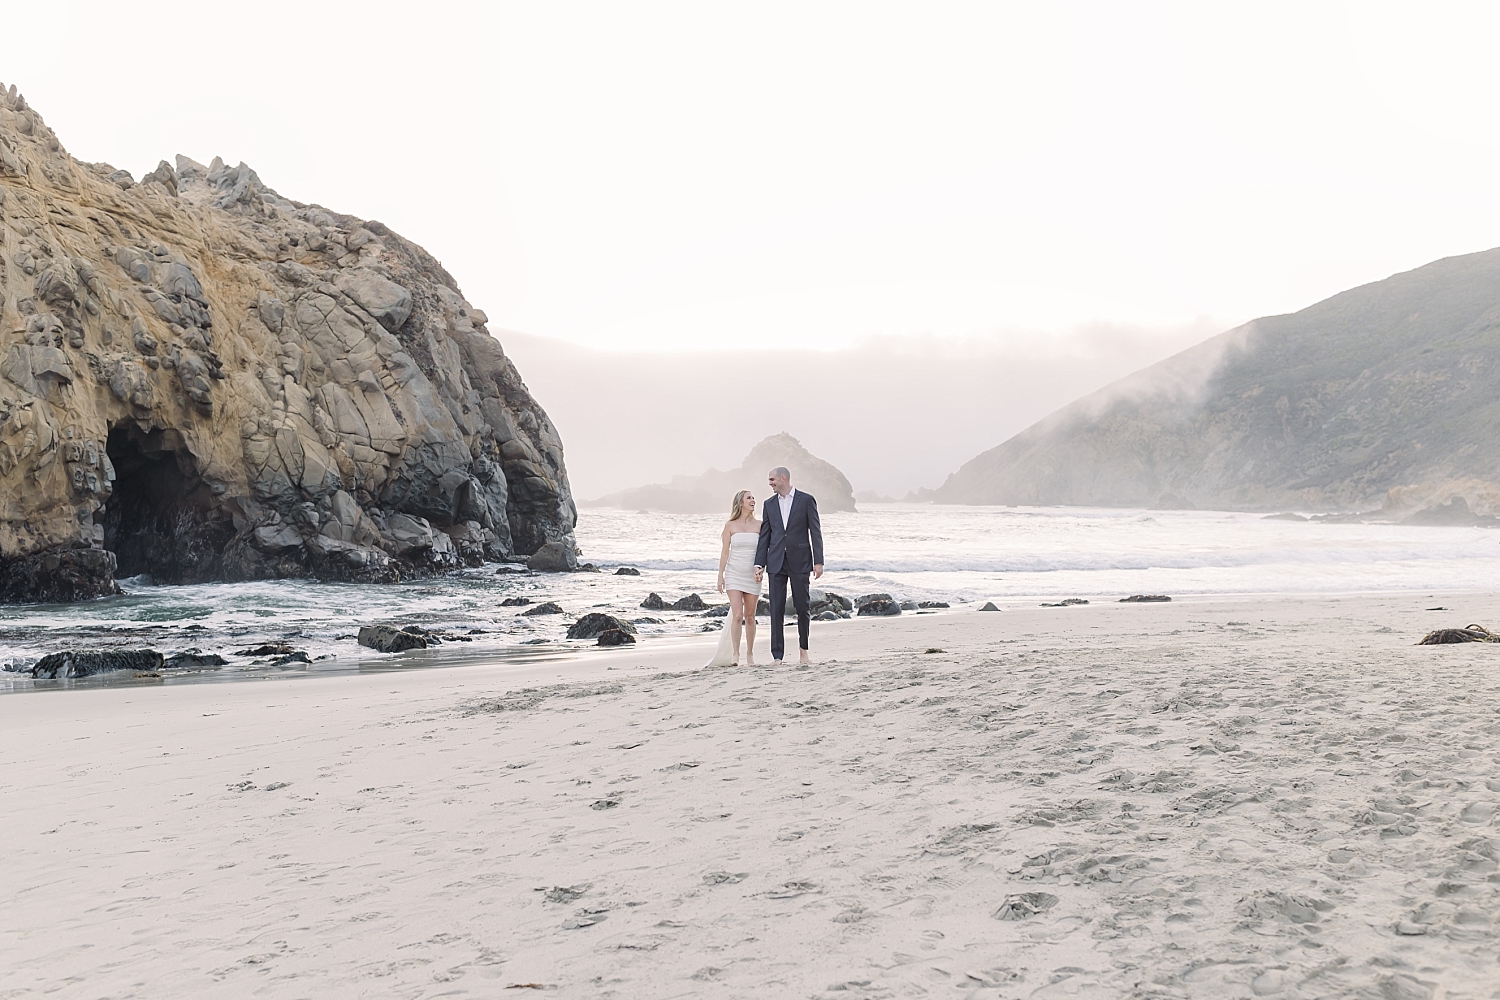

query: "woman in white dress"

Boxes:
[708, 490, 762, 666]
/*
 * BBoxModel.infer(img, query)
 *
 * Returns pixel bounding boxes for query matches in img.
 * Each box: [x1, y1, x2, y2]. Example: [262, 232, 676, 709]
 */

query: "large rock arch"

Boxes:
[0, 83, 575, 601]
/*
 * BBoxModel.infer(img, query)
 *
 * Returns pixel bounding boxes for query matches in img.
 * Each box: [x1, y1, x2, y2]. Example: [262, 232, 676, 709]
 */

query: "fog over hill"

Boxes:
[931, 247, 1500, 511]
[502, 321, 1218, 499]
[583, 433, 856, 514]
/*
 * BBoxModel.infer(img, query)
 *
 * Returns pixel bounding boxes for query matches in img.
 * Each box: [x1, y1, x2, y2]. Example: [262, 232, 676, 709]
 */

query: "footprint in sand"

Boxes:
[543, 884, 591, 903]
[993, 892, 1058, 920]
[701, 871, 747, 885]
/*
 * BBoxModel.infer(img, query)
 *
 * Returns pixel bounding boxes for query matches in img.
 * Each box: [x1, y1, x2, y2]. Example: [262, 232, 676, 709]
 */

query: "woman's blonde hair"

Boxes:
[729, 489, 752, 520]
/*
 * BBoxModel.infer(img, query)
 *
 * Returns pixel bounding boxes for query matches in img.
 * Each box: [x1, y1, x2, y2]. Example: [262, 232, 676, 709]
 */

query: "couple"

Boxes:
[708, 466, 824, 667]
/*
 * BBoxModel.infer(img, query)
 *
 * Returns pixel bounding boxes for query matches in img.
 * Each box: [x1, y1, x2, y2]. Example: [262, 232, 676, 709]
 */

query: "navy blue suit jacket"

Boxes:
[755, 490, 824, 576]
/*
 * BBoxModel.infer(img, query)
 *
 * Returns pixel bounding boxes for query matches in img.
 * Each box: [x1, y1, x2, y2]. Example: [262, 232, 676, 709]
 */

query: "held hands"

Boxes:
[813, 564, 824, 580]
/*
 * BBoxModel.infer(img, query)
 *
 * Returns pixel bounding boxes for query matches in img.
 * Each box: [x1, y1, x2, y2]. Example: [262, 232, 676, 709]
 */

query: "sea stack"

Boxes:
[0, 84, 576, 602]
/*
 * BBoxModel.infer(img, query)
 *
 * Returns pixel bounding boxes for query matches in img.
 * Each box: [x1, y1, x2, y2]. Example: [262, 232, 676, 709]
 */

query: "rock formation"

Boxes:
[0, 84, 575, 602]
[583, 432, 857, 514]
[928, 247, 1500, 512]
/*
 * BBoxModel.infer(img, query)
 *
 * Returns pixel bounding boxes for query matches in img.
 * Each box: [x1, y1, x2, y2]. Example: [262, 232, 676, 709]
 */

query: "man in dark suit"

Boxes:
[753, 466, 824, 663]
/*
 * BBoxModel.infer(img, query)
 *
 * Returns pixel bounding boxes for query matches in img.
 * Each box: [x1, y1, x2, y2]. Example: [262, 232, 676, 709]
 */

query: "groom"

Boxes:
[753, 466, 824, 663]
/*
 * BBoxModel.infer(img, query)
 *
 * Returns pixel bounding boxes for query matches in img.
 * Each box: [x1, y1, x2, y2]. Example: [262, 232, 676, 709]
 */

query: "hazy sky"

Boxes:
[8, 2, 1500, 492]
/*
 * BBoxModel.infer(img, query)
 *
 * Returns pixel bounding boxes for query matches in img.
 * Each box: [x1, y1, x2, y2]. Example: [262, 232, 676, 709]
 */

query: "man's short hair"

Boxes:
[771, 466, 790, 481]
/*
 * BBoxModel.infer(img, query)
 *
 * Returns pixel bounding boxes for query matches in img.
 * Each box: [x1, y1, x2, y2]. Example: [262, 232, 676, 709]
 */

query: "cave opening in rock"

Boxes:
[101, 425, 229, 583]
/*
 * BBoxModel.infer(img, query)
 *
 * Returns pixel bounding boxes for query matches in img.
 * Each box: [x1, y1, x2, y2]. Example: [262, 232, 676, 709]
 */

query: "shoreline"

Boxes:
[2, 585, 1495, 696]
[5, 590, 1500, 996]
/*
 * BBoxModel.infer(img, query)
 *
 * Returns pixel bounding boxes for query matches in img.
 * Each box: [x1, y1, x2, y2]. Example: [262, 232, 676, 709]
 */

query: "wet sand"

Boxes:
[3, 593, 1499, 998]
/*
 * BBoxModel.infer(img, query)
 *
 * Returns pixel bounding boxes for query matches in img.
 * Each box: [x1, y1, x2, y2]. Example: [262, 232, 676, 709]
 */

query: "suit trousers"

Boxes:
[768, 571, 810, 659]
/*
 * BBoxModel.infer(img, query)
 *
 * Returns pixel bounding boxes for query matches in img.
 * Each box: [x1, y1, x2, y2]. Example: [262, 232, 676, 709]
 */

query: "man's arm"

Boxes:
[807, 494, 823, 577]
[754, 508, 772, 576]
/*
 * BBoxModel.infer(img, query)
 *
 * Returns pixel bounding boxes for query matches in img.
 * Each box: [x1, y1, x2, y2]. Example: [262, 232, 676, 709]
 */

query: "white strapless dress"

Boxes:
[707, 533, 762, 667]
[723, 533, 762, 595]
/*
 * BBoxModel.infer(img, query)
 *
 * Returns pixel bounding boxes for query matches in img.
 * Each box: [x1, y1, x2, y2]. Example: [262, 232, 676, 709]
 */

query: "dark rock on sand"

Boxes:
[1120, 595, 1172, 603]
[672, 594, 706, 611]
[528, 541, 579, 573]
[1418, 625, 1498, 644]
[857, 593, 894, 607]
[500, 596, 532, 607]
[163, 650, 228, 669]
[521, 601, 565, 616]
[597, 628, 635, 646]
[1041, 598, 1089, 607]
[858, 598, 901, 617]
[1263, 512, 1309, 521]
[640, 593, 666, 610]
[756, 598, 771, 616]
[632, 617, 664, 625]
[614, 566, 641, 576]
[810, 592, 852, 619]
[400, 625, 443, 644]
[567, 613, 638, 640]
[236, 642, 302, 656]
[701, 605, 730, 618]
[32, 648, 163, 678]
[816, 611, 841, 622]
[918, 601, 950, 608]
[356, 625, 429, 653]
[978, 602, 1001, 611]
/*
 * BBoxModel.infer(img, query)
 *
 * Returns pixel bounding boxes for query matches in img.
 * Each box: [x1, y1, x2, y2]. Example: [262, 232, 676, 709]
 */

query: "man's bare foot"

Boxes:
[772, 659, 783, 664]
[799, 651, 811, 664]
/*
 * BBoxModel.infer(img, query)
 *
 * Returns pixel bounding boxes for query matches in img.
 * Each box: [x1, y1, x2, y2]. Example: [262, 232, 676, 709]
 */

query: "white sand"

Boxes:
[3, 594, 1499, 998]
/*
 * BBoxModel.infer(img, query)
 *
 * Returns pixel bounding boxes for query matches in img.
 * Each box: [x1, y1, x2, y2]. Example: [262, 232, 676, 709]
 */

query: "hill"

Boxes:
[583, 433, 856, 514]
[0, 83, 574, 601]
[931, 247, 1500, 511]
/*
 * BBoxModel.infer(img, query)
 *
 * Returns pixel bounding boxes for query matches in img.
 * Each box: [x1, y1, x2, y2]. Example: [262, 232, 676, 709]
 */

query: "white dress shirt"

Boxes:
[777, 488, 796, 532]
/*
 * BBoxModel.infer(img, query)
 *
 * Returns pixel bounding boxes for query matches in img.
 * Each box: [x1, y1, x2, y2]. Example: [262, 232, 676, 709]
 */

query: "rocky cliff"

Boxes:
[931, 247, 1500, 512]
[0, 84, 575, 602]
[582, 432, 857, 514]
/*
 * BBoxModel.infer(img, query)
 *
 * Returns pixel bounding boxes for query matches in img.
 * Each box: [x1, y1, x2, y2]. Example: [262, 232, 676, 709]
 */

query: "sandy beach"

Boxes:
[4, 594, 1500, 999]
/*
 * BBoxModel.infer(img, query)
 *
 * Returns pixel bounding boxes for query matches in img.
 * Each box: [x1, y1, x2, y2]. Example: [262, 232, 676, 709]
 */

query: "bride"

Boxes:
[708, 490, 761, 666]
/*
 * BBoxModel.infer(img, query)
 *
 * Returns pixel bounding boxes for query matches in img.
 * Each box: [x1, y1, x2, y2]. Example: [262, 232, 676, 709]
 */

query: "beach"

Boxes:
[4, 592, 1499, 998]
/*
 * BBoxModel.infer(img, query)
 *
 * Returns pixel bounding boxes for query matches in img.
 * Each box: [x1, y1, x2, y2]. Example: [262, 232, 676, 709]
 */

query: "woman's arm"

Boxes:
[716, 523, 732, 593]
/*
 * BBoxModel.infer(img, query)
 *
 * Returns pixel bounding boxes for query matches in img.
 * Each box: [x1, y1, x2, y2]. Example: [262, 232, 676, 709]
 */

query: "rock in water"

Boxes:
[163, 651, 228, 668]
[528, 541, 578, 572]
[32, 649, 163, 678]
[500, 596, 532, 607]
[520, 601, 564, 616]
[640, 593, 666, 610]
[672, 593, 706, 611]
[566, 613, 637, 640]
[597, 629, 635, 646]
[614, 566, 640, 576]
[583, 432, 858, 513]
[356, 625, 428, 653]
[0, 90, 577, 603]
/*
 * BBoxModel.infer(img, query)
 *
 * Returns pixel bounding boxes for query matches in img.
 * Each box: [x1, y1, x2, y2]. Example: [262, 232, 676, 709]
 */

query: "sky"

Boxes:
[7, 2, 1500, 494]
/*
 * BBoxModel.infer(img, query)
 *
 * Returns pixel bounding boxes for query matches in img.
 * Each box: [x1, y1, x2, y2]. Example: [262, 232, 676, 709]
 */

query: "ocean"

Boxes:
[3, 504, 1498, 689]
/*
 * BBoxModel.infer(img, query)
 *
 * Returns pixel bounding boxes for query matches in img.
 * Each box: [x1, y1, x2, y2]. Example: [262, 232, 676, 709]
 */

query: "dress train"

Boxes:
[706, 618, 739, 667]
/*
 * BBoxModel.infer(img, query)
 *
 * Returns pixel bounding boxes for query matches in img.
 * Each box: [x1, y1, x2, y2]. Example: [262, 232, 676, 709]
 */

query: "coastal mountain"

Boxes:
[931, 247, 1500, 512]
[583, 433, 857, 514]
[0, 84, 575, 601]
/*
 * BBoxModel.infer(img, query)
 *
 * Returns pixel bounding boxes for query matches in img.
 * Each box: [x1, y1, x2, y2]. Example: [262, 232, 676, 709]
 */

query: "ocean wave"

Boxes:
[589, 544, 1500, 575]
